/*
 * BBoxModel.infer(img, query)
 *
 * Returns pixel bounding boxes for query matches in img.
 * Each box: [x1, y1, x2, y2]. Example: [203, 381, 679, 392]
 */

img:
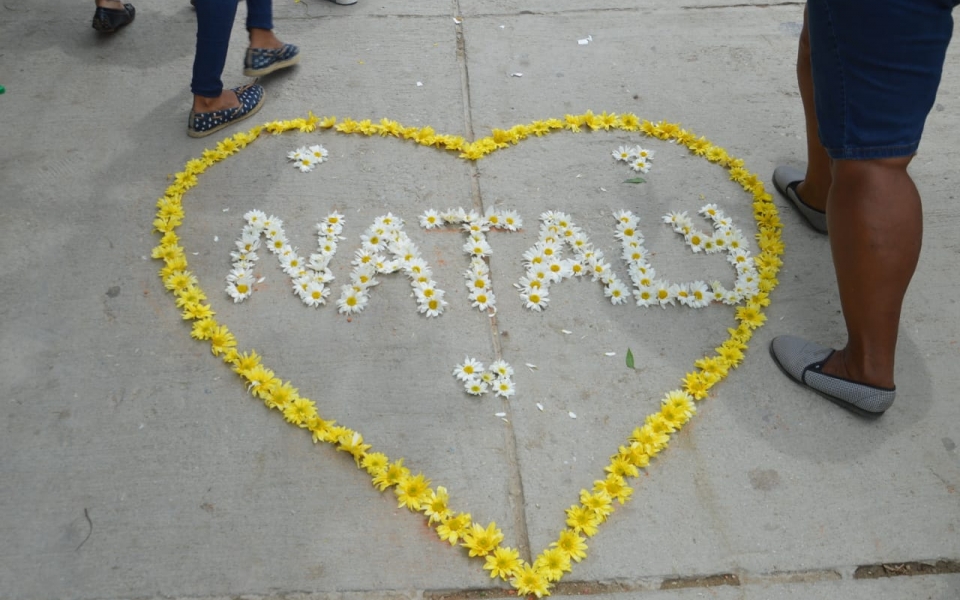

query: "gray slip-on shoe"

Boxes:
[770, 335, 895, 417]
[772, 165, 828, 235]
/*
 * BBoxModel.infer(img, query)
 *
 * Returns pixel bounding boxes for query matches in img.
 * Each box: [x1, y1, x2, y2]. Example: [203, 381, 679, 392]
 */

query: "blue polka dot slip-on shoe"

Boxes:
[242, 43, 301, 77]
[187, 84, 265, 139]
[769, 335, 896, 417]
[772, 165, 828, 235]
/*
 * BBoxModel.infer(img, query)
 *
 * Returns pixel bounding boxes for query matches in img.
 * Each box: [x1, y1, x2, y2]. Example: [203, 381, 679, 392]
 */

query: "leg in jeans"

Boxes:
[191, 0, 241, 112]
[246, 0, 285, 52]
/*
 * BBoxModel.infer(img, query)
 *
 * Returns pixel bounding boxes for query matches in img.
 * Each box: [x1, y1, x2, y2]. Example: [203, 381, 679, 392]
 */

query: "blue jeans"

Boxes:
[191, 0, 274, 97]
[808, 0, 958, 159]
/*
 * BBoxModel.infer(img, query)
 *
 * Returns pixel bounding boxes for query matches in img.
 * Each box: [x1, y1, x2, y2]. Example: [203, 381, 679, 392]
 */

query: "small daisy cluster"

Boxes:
[337, 213, 448, 317]
[654, 204, 759, 306]
[226, 210, 343, 307]
[420, 207, 522, 313]
[612, 144, 655, 173]
[453, 357, 516, 398]
[287, 144, 329, 172]
[516, 211, 631, 311]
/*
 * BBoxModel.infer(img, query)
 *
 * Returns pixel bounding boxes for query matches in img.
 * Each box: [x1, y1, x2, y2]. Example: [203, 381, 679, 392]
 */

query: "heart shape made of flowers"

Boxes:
[152, 112, 783, 598]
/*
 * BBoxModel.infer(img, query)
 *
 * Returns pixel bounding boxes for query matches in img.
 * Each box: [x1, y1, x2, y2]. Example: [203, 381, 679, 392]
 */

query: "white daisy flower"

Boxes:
[699, 203, 720, 218]
[521, 289, 549, 311]
[489, 360, 514, 378]
[454, 357, 485, 381]
[630, 157, 651, 173]
[500, 210, 522, 231]
[685, 231, 708, 253]
[604, 279, 630, 305]
[419, 209, 441, 229]
[418, 295, 448, 317]
[612, 145, 637, 162]
[688, 281, 711, 308]
[295, 156, 317, 173]
[464, 379, 488, 396]
[634, 146, 655, 161]
[469, 289, 495, 311]
[236, 232, 261, 254]
[634, 285, 658, 307]
[516, 276, 542, 291]
[302, 281, 329, 307]
[307, 144, 329, 163]
[351, 264, 379, 288]
[244, 209, 268, 232]
[654, 280, 675, 308]
[568, 260, 586, 277]
[615, 212, 639, 230]
[493, 378, 516, 399]
[463, 238, 493, 257]
[337, 286, 368, 314]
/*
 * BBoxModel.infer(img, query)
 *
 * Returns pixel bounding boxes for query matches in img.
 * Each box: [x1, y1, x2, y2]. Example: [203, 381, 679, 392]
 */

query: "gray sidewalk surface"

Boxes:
[1, 1, 959, 599]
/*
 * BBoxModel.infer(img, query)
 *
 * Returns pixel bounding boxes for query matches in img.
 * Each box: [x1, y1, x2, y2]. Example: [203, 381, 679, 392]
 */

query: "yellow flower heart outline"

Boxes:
[152, 111, 784, 598]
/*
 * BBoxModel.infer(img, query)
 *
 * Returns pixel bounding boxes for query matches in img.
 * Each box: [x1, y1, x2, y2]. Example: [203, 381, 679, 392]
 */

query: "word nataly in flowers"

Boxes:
[226, 207, 756, 315]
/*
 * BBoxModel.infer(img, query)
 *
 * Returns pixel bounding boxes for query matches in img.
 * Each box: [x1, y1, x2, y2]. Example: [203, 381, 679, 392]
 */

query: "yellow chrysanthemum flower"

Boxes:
[484, 546, 522, 580]
[395, 472, 431, 510]
[551, 529, 588, 563]
[181, 302, 214, 321]
[283, 397, 317, 427]
[565, 505, 600, 537]
[618, 112, 641, 131]
[512, 564, 550, 598]
[534, 547, 571, 582]
[360, 452, 388, 476]
[372, 459, 410, 491]
[319, 115, 336, 129]
[604, 455, 640, 479]
[190, 317, 218, 341]
[594, 474, 633, 505]
[422, 485, 452, 524]
[617, 443, 651, 469]
[682, 371, 710, 400]
[308, 416, 337, 444]
[232, 350, 261, 375]
[336, 430, 371, 466]
[436, 512, 472, 545]
[243, 364, 278, 398]
[661, 390, 696, 428]
[579, 489, 614, 522]
[461, 521, 504, 557]
[208, 325, 237, 357]
[263, 380, 298, 411]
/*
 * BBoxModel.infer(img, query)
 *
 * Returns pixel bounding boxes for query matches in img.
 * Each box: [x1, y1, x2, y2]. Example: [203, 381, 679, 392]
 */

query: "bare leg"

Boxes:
[95, 0, 126, 8]
[795, 6, 832, 212]
[820, 157, 922, 388]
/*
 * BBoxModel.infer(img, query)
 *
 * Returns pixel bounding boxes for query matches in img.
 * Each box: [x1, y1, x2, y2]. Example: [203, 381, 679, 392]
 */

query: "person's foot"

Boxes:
[193, 89, 240, 114]
[769, 335, 895, 417]
[92, 1, 135, 33]
[243, 41, 300, 77]
[188, 84, 265, 138]
[772, 165, 828, 234]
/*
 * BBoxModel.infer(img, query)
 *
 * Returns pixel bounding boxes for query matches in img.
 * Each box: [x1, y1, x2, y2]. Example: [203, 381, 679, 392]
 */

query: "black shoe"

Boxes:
[92, 3, 136, 33]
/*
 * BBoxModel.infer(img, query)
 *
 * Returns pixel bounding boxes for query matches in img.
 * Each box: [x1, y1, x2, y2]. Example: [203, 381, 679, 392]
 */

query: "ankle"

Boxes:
[822, 349, 895, 389]
[795, 180, 828, 212]
[249, 28, 282, 49]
